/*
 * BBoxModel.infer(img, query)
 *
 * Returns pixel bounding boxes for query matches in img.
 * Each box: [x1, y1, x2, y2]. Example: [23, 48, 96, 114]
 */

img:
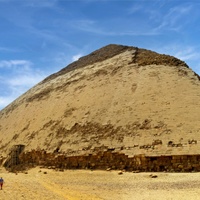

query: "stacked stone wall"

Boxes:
[16, 150, 200, 172]
[3, 145, 25, 168]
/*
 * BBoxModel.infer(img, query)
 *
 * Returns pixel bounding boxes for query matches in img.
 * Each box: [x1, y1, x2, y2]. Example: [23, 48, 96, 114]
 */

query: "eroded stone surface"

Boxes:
[0, 44, 200, 171]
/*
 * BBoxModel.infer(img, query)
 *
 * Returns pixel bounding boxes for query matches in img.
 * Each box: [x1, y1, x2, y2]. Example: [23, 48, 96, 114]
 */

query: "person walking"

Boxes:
[0, 177, 4, 190]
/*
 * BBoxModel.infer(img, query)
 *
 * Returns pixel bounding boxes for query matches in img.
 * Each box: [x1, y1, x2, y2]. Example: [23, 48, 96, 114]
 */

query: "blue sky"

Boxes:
[0, 0, 200, 109]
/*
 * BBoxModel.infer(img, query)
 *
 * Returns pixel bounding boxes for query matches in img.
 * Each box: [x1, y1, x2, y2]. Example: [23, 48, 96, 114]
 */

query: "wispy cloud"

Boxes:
[6, 72, 44, 88]
[173, 46, 200, 75]
[69, 18, 159, 36]
[0, 47, 19, 52]
[127, 4, 143, 14]
[70, 19, 99, 33]
[0, 59, 46, 109]
[0, 0, 58, 7]
[174, 48, 200, 61]
[154, 4, 193, 32]
[154, 43, 200, 75]
[0, 96, 14, 109]
[25, 1, 58, 8]
[156, 44, 199, 61]
[0, 60, 32, 69]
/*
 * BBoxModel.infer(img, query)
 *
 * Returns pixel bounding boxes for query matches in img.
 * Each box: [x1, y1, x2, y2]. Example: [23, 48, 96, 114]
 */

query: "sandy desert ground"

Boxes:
[1, 167, 200, 200]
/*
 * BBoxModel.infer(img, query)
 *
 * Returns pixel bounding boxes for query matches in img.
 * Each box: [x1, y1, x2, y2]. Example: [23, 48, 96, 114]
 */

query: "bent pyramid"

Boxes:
[1, 44, 200, 171]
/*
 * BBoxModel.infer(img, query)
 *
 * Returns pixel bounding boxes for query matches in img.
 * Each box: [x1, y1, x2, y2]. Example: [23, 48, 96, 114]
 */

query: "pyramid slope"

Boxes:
[0, 44, 200, 161]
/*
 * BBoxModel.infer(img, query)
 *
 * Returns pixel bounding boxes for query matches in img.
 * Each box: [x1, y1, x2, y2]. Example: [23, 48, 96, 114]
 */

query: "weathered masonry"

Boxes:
[3, 145, 25, 168]
[13, 149, 200, 172]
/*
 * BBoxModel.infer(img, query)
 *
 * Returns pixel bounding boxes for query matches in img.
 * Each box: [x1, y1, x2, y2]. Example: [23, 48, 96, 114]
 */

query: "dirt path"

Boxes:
[1, 167, 200, 200]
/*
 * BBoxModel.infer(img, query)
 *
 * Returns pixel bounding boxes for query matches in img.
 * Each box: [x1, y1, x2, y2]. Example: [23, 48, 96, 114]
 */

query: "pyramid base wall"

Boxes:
[8, 150, 200, 172]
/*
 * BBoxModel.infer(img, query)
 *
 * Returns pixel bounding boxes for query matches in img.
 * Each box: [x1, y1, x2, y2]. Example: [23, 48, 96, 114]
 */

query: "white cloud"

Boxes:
[0, 59, 46, 110]
[72, 54, 83, 62]
[7, 73, 44, 87]
[0, 96, 14, 110]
